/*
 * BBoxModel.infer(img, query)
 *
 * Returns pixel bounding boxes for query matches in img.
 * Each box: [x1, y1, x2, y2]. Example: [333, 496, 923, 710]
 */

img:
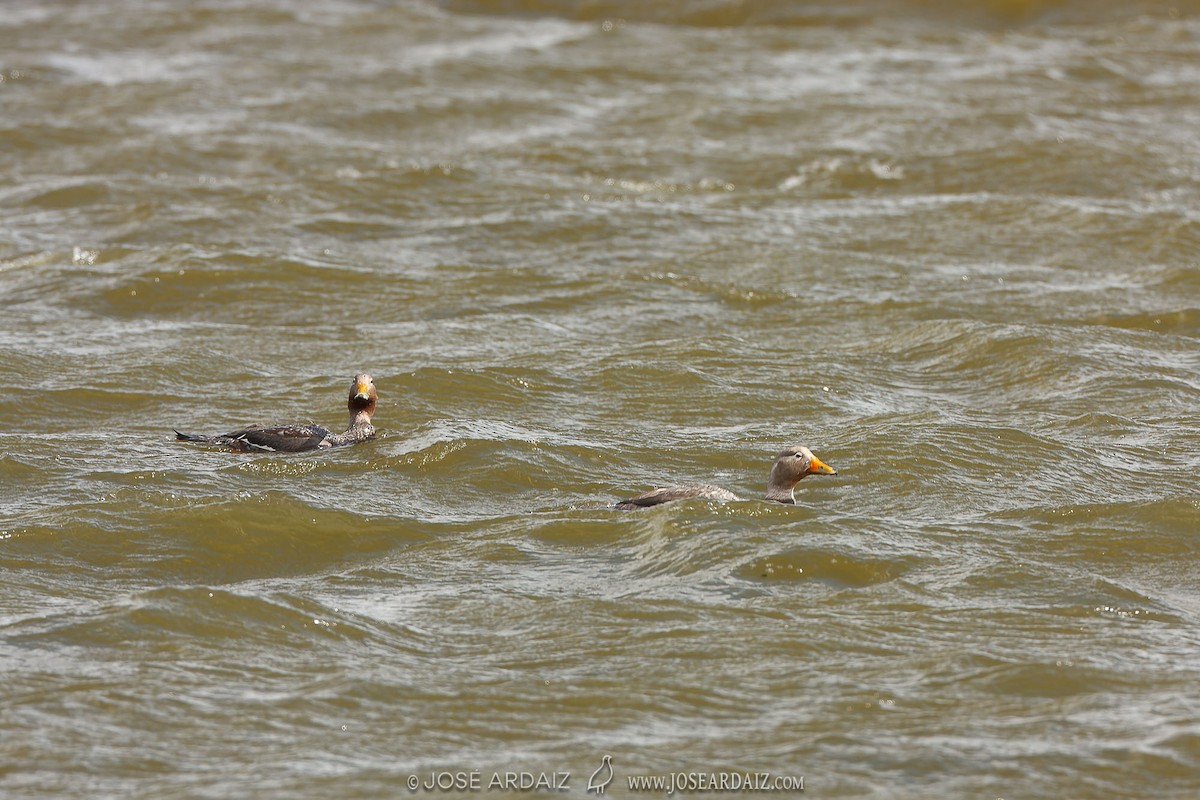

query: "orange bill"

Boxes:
[808, 454, 837, 475]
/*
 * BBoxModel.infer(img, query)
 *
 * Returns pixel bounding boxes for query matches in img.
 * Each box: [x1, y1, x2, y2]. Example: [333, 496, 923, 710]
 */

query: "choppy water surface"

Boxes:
[2, 1, 1199, 797]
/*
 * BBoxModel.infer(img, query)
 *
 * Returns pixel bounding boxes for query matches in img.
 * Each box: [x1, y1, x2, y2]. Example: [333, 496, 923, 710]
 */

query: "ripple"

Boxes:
[738, 546, 913, 588]
[1090, 307, 1200, 337]
[4, 587, 392, 648]
[4, 494, 432, 583]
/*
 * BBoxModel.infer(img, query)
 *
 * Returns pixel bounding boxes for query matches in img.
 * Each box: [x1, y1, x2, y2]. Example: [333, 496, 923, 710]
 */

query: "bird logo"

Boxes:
[587, 754, 614, 794]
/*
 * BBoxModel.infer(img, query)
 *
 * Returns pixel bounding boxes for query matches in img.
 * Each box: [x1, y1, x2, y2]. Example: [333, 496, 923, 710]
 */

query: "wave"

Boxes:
[438, 0, 1199, 28]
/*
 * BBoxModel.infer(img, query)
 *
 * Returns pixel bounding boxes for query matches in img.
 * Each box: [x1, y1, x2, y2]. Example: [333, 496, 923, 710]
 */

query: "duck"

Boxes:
[615, 445, 836, 509]
[174, 373, 378, 453]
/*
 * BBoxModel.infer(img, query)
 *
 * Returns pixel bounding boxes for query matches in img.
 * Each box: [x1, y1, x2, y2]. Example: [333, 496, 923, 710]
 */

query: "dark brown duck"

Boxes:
[174, 373, 378, 453]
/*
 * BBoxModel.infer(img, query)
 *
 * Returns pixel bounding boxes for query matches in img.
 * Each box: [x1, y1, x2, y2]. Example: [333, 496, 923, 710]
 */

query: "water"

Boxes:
[2, 1, 1199, 797]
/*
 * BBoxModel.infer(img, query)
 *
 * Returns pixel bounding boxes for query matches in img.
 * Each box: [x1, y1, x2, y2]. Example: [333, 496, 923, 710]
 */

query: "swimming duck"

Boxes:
[174, 373, 378, 452]
[615, 445, 836, 509]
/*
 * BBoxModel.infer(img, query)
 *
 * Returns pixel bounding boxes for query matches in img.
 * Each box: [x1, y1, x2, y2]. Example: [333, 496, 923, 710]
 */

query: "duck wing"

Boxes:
[176, 424, 332, 452]
[226, 424, 333, 452]
[615, 483, 740, 509]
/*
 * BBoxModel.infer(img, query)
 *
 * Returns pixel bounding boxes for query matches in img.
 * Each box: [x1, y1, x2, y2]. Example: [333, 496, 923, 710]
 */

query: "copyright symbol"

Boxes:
[407, 775, 419, 791]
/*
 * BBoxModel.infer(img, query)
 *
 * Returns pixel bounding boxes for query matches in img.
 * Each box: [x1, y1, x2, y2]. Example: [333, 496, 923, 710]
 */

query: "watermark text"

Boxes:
[626, 770, 803, 795]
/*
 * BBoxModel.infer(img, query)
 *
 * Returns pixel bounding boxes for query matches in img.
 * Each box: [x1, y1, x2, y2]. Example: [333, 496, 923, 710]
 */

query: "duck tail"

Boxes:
[174, 429, 206, 442]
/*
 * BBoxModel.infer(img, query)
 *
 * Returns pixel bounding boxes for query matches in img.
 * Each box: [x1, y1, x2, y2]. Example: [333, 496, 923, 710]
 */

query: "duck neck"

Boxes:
[763, 484, 796, 504]
[325, 411, 374, 447]
[346, 407, 374, 435]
